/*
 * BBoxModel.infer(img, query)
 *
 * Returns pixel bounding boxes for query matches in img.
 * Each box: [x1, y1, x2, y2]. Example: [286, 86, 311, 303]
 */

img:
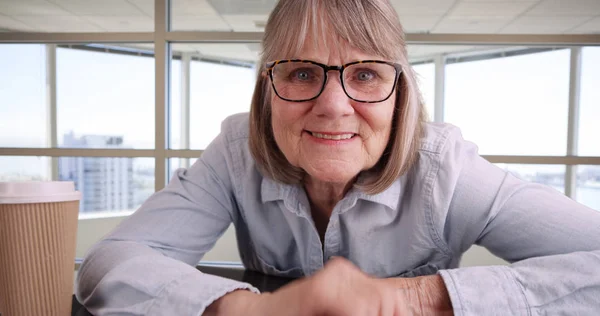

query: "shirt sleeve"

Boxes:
[75, 122, 259, 316]
[431, 126, 600, 315]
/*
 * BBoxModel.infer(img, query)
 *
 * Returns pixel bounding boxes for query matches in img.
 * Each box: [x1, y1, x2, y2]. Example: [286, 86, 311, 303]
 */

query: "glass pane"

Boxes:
[0, 156, 50, 181]
[170, 0, 272, 31]
[495, 164, 565, 194]
[0, 44, 48, 148]
[578, 47, 600, 156]
[412, 62, 435, 121]
[576, 165, 600, 211]
[445, 48, 570, 156]
[0, 1, 153, 32]
[58, 157, 154, 215]
[182, 44, 258, 149]
[57, 44, 155, 149]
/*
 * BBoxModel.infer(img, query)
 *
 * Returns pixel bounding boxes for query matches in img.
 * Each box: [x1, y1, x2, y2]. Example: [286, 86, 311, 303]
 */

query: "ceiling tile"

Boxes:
[398, 15, 440, 33]
[0, 0, 71, 16]
[392, 0, 455, 15]
[449, 1, 536, 16]
[172, 0, 220, 16]
[220, 14, 269, 32]
[527, 0, 600, 16]
[12, 15, 104, 32]
[568, 16, 600, 33]
[83, 15, 153, 32]
[125, 0, 153, 17]
[47, 0, 145, 16]
[501, 16, 591, 33]
[434, 16, 510, 33]
[0, 14, 36, 31]
[171, 15, 230, 31]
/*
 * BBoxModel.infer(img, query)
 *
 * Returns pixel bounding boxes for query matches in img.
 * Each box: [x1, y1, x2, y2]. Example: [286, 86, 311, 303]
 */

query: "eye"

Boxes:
[292, 69, 312, 81]
[356, 70, 375, 81]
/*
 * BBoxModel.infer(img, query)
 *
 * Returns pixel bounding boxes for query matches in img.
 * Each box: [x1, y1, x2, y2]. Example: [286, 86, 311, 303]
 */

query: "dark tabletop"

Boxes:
[72, 265, 296, 316]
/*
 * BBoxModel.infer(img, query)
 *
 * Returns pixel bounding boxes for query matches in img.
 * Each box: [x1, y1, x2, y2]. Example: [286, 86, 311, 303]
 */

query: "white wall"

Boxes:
[77, 218, 507, 266]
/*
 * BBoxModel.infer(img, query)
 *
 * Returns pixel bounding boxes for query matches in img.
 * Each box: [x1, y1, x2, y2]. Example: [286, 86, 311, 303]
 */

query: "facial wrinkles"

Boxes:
[270, 31, 397, 184]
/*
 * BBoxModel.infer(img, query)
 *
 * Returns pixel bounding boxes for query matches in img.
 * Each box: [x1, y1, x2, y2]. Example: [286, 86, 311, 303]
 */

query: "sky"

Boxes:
[1, 44, 599, 209]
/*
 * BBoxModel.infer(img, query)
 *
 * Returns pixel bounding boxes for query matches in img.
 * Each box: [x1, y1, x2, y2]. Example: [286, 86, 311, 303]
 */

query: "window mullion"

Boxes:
[154, 0, 170, 190]
[180, 53, 191, 169]
[434, 54, 445, 123]
[46, 44, 58, 181]
[565, 47, 582, 198]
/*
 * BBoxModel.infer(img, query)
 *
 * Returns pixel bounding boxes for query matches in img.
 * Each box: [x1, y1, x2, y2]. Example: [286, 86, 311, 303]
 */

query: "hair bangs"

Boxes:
[261, 0, 405, 65]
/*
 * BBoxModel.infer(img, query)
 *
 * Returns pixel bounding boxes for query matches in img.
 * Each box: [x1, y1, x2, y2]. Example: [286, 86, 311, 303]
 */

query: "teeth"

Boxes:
[311, 132, 355, 140]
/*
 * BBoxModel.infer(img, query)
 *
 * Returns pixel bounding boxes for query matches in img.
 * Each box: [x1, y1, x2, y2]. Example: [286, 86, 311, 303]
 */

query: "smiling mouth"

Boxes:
[307, 131, 357, 140]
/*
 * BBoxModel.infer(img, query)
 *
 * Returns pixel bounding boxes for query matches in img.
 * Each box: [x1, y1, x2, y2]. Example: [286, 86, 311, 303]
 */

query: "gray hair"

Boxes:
[249, 0, 427, 194]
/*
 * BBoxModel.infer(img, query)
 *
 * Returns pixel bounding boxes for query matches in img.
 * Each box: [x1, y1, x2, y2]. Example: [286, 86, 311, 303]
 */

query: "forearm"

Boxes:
[77, 240, 259, 315]
[387, 275, 453, 315]
[439, 250, 600, 316]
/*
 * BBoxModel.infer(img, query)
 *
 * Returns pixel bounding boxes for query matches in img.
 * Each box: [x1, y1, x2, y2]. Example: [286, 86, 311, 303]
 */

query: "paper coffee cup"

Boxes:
[0, 181, 81, 316]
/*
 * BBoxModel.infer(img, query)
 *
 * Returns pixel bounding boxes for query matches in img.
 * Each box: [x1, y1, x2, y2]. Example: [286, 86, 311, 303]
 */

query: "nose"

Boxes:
[311, 75, 355, 118]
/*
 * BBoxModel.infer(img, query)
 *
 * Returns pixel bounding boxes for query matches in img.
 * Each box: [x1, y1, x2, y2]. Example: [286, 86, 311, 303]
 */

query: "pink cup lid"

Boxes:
[0, 181, 81, 204]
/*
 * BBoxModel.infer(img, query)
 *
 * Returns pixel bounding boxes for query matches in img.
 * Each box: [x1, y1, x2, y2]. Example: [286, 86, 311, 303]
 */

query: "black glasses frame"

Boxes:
[265, 59, 403, 103]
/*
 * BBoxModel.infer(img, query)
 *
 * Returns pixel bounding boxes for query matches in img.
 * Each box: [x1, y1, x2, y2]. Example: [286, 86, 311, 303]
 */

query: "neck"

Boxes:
[303, 176, 355, 216]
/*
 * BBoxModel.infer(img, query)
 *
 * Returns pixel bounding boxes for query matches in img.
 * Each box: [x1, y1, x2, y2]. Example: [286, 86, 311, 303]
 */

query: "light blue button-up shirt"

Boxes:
[76, 113, 600, 315]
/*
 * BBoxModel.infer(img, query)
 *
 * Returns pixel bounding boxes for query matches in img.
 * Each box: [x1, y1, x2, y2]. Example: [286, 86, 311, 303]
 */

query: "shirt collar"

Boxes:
[261, 173, 402, 211]
[351, 177, 402, 211]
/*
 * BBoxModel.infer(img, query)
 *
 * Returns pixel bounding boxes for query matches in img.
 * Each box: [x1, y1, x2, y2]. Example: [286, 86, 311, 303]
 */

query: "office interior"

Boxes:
[0, 0, 599, 272]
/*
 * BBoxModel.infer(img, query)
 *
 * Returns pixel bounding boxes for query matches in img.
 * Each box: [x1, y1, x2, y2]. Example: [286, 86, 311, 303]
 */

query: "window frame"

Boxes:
[0, 0, 599, 217]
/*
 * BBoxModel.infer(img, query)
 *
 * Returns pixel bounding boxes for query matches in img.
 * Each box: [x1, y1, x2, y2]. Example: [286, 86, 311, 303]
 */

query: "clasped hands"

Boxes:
[205, 257, 453, 316]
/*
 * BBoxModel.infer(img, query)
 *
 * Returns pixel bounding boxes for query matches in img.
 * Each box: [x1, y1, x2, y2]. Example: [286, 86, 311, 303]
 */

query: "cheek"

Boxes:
[359, 100, 395, 140]
[270, 99, 304, 164]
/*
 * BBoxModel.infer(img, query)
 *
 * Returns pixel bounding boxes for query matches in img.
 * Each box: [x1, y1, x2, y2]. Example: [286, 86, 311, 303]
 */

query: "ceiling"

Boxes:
[1, 0, 599, 61]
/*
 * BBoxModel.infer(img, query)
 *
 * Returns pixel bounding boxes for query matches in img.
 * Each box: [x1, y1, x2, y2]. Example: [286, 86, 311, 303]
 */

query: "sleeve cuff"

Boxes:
[438, 265, 530, 316]
[147, 270, 260, 316]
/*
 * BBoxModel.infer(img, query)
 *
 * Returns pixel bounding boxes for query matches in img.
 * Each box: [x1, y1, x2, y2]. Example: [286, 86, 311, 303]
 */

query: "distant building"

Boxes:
[58, 132, 134, 213]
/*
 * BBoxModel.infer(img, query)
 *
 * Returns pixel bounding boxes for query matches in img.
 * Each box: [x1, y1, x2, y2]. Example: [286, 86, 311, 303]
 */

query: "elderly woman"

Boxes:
[77, 0, 600, 315]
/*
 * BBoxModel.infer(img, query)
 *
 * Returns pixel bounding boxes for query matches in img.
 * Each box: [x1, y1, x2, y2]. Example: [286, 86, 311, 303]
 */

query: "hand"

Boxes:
[206, 257, 417, 315]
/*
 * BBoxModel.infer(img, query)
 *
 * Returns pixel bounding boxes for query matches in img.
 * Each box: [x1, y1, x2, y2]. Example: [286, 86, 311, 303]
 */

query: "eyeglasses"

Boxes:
[265, 59, 402, 103]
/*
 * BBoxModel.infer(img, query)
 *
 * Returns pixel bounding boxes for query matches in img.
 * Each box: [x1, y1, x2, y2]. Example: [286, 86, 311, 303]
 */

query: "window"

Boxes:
[3, 2, 600, 263]
[0, 44, 48, 147]
[59, 157, 154, 215]
[578, 47, 600, 157]
[495, 164, 566, 194]
[0, 156, 50, 181]
[57, 45, 155, 149]
[412, 62, 435, 121]
[189, 45, 257, 149]
[445, 49, 570, 156]
[576, 165, 600, 211]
